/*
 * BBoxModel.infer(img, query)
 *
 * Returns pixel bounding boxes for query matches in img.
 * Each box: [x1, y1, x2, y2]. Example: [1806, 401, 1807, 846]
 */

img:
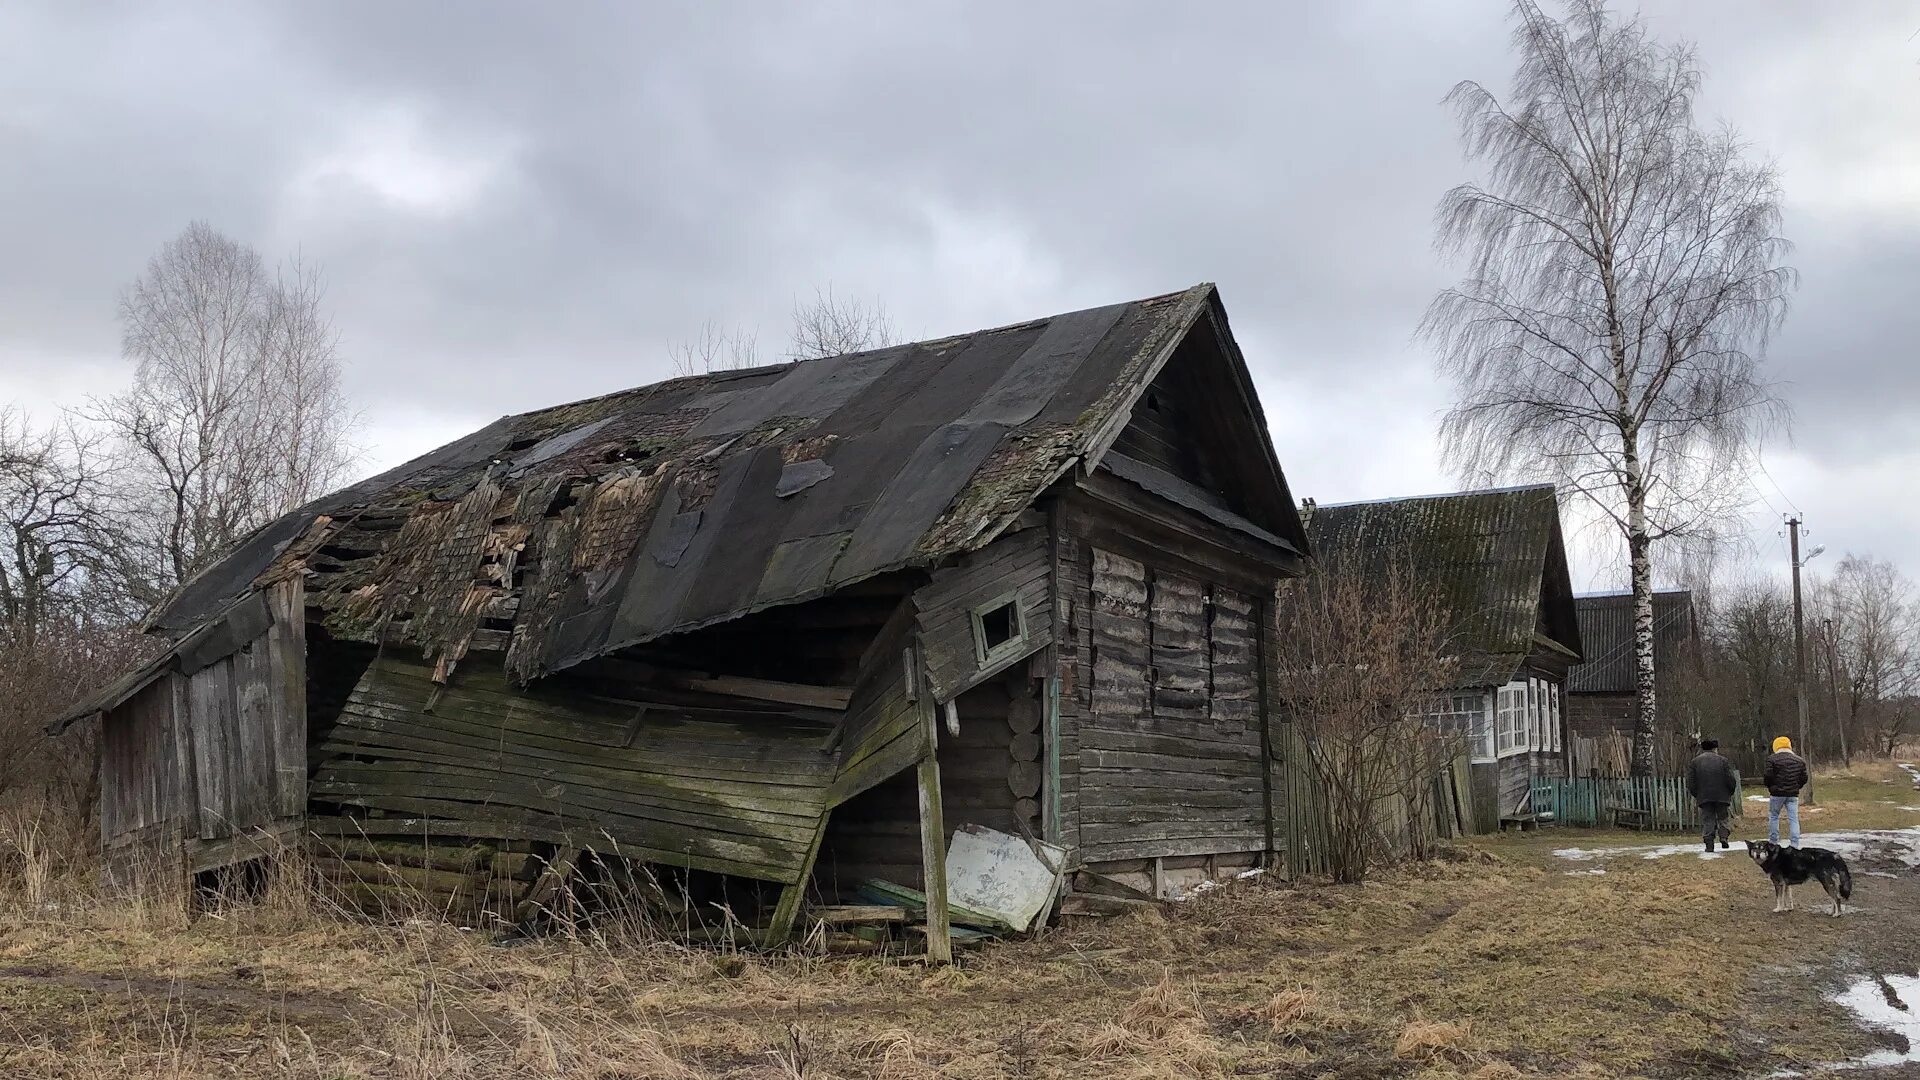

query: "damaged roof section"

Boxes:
[146, 284, 1226, 684]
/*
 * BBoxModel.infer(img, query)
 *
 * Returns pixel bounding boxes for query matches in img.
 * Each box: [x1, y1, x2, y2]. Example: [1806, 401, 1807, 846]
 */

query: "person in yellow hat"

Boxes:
[1762, 736, 1808, 848]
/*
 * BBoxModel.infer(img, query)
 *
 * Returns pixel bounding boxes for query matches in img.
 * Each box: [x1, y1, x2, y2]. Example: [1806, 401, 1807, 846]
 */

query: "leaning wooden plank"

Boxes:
[764, 816, 829, 947]
[666, 674, 851, 711]
[808, 905, 908, 924]
[514, 846, 582, 924]
[855, 879, 1018, 934]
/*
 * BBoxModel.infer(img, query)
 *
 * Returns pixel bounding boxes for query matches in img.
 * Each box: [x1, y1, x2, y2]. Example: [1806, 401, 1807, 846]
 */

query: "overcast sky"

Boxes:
[3, 2, 1916, 594]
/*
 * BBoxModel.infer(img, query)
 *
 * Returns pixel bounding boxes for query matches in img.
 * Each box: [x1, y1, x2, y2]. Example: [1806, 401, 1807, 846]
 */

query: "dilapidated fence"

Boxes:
[1529, 773, 1742, 832]
[1567, 731, 1698, 778]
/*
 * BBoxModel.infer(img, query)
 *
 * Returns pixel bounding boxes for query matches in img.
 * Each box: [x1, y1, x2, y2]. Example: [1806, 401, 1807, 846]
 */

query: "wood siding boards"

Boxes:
[827, 601, 929, 808]
[1078, 545, 1268, 863]
[97, 585, 308, 866]
[914, 528, 1054, 704]
[312, 652, 837, 885]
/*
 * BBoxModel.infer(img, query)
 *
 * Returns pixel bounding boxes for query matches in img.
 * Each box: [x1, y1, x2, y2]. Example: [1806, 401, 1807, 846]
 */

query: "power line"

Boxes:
[1755, 453, 1802, 517]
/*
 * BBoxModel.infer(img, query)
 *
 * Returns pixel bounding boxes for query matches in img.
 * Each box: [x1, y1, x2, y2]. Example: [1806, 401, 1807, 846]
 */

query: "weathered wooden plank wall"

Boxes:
[914, 527, 1053, 703]
[1076, 547, 1268, 863]
[310, 651, 837, 885]
[99, 579, 309, 868]
[826, 602, 927, 809]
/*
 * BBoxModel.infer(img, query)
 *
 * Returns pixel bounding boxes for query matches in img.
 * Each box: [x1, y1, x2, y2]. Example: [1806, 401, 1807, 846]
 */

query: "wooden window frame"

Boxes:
[1495, 682, 1528, 759]
[969, 591, 1028, 668]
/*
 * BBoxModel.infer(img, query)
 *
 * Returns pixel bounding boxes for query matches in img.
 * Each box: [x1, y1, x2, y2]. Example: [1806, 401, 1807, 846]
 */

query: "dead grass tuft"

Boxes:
[1394, 1018, 1474, 1062]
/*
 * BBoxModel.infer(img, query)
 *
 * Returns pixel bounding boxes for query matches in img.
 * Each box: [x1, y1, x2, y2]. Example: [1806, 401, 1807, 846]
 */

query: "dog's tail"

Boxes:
[1838, 862, 1854, 901]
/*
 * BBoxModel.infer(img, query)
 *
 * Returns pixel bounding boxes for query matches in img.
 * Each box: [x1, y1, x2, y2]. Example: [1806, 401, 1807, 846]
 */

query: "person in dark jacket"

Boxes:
[1763, 736, 1809, 848]
[1686, 738, 1739, 852]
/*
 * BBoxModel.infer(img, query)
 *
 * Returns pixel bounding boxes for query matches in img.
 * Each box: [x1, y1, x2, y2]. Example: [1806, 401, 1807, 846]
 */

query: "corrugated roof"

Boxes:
[137, 283, 1303, 687]
[1302, 485, 1581, 687]
[1567, 590, 1695, 693]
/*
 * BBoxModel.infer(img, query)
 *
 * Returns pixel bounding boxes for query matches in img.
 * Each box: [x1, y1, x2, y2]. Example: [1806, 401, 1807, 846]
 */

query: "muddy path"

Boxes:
[1753, 828, 1920, 1077]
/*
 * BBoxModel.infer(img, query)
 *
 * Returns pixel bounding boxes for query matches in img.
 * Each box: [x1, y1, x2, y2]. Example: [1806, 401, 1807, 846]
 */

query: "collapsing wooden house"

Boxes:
[1299, 485, 1583, 832]
[53, 283, 1310, 954]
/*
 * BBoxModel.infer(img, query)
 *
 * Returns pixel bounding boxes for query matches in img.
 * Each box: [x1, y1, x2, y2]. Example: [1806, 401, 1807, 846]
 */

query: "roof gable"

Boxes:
[1568, 590, 1696, 693]
[147, 284, 1285, 683]
[1092, 296, 1307, 553]
[1303, 484, 1580, 686]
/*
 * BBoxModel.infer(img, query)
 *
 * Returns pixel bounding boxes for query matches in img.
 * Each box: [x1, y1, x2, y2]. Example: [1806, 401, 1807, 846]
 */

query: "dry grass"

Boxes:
[1, 784, 1916, 1078]
[1394, 1018, 1473, 1062]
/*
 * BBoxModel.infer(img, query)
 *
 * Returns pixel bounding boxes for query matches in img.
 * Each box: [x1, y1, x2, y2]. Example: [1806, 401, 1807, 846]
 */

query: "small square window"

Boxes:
[970, 594, 1026, 665]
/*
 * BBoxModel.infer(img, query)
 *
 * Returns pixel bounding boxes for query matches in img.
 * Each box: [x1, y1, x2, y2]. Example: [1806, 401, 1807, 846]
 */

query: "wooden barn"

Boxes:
[1300, 485, 1583, 831]
[52, 283, 1310, 955]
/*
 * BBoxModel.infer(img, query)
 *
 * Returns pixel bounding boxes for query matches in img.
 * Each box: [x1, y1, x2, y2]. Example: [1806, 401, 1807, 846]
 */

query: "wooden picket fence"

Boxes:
[1529, 773, 1742, 832]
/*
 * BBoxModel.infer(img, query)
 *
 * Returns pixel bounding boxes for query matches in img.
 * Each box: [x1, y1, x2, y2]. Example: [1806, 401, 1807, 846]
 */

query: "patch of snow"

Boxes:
[1172, 867, 1266, 901]
[1825, 975, 1920, 1072]
[1551, 827, 1920, 866]
[1564, 868, 1607, 876]
[1766, 975, 1920, 1077]
[1748, 795, 1771, 803]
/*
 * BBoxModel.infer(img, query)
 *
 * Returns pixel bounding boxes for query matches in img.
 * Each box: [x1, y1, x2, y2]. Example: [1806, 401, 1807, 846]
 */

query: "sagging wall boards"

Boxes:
[96, 578, 307, 881]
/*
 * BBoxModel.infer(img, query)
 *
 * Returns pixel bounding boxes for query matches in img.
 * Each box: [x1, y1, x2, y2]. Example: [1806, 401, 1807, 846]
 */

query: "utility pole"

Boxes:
[1822, 616, 1848, 765]
[1788, 517, 1822, 803]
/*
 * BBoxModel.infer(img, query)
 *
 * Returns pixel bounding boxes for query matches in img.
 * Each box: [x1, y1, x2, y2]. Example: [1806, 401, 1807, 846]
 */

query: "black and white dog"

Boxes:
[1745, 840, 1853, 917]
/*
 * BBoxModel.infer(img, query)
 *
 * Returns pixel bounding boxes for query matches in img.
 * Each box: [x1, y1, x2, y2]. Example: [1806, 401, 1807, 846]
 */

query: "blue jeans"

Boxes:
[1768, 796, 1800, 847]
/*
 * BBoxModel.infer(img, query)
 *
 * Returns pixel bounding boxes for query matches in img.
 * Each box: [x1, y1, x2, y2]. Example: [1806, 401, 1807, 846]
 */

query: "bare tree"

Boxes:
[0, 409, 137, 641]
[668, 321, 762, 376]
[1425, 0, 1794, 775]
[95, 222, 355, 603]
[1271, 560, 1463, 883]
[1700, 576, 1795, 765]
[1826, 555, 1920, 758]
[787, 284, 896, 360]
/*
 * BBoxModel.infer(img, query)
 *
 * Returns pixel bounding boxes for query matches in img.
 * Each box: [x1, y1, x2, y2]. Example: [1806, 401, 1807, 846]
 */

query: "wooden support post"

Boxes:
[1151, 856, 1165, 900]
[1043, 674, 1062, 845]
[917, 751, 951, 963]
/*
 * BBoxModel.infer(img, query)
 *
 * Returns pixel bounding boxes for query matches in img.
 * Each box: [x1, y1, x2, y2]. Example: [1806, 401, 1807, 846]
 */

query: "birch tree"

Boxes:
[1424, 0, 1793, 774]
[668, 286, 896, 374]
[97, 222, 355, 603]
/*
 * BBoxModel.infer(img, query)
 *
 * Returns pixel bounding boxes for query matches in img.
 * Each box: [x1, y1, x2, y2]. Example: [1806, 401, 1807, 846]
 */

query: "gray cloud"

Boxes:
[3, 0, 1916, 590]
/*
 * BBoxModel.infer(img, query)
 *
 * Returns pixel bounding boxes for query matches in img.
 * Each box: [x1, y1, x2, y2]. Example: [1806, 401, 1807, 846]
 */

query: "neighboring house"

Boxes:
[52, 283, 1310, 953]
[1565, 589, 1698, 740]
[1301, 485, 1584, 826]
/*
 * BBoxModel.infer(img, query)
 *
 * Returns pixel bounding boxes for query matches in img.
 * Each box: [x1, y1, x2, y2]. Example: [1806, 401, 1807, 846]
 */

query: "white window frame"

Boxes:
[1495, 682, 1528, 758]
[1549, 682, 1562, 753]
[1530, 677, 1546, 752]
[1419, 692, 1492, 764]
